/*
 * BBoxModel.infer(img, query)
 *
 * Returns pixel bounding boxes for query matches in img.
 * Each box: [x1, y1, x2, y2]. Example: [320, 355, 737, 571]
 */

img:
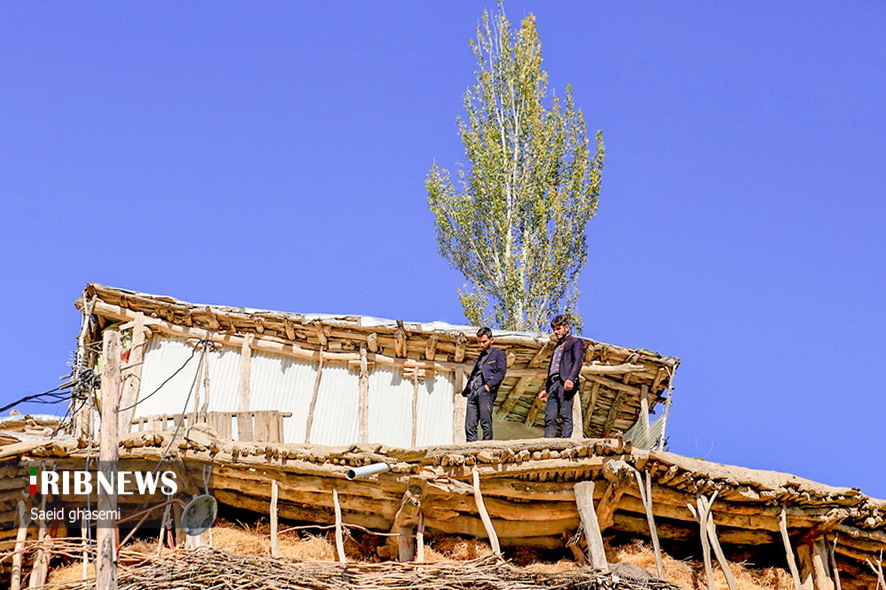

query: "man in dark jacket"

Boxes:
[462, 326, 507, 441]
[538, 315, 584, 438]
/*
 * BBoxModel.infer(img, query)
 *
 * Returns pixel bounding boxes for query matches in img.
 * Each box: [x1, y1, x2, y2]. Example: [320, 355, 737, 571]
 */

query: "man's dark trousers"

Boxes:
[465, 390, 494, 441]
[544, 377, 574, 438]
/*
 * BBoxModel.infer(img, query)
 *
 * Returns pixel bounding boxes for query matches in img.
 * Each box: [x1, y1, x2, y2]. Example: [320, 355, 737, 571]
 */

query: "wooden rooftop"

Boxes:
[78, 283, 680, 438]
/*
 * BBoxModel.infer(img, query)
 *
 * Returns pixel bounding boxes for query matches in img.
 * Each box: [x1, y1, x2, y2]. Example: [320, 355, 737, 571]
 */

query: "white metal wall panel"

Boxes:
[414, 373, 455, 446]
[309, 362, 360, 446]
[367, 366, 414, 448]
[249, 352, 315, 443]
[136, 338, 201, 418]
[204, 345, 241, 413]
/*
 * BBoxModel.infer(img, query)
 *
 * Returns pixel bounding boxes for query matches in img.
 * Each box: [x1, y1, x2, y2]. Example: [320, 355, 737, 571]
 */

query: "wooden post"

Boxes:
[634, 470, 664, 579]
[780, 509, 805, 590]
[118, 312, 146, 433]
[573, 481, 607, 570]
[11, 500, 28, 590]
[332, 489, 346, 563]
[702, 496, 738, 590]
[472, 468, 501, 557]
[358, 346, 369, 444]
[97, 330, 121, 590]
[416, 512, 425, 562]
[28, 494, 51, 589]
[270, 481, 279, 557]
[828, 535, 842, 590]
[304, 352, 325, 443]
[453, 366, 466, 443]
[687, 495, 716, 590]
[570, 385, 584, 440]
[386, 479, 426, 561]
[238, 334, 254, 412]
[410, 372, 419, 448]
[596, 460, 633, 531]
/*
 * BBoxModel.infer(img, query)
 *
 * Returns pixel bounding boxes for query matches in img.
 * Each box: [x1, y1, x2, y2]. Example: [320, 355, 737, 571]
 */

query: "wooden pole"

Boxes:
[700, 495, 738, 590]
[118, 312, 146, 434]
[687, 496, 715, 590]
[410, 372, 419, 448]
[358, 346, 369, 444]
[573, 481, 608, 570]
[304, 352, 325, 443]
[780, 509, 804, 590]
[10, 500, 28, 590]
[97, 330, 121, 590]
[634, 470, 664, 579]
[27, 494, 50, 589]
[453, 367, 466, 444]
[472, 467, 501, 557]
[332, 489, 346, 562]
[828, 535, 842, 590]
[270, 481, 279, 557]
[237, 334, 254, 413]
[416, 512, 425, 562]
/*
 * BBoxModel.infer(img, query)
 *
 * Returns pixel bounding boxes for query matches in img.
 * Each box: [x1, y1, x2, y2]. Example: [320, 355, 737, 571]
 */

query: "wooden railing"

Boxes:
[130, 411, 291, 443]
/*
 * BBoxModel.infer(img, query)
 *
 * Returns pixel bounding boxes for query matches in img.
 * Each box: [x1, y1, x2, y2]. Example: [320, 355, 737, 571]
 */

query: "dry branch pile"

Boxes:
[44, 548, 684, 590]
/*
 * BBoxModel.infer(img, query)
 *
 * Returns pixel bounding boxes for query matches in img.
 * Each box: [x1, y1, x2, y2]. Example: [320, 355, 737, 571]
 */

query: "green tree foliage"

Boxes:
[427, 8, 604, 332]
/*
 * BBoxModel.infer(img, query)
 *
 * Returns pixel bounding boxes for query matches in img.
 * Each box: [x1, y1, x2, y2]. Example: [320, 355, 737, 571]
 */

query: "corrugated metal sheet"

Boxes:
[309, 362, 360, 445]
[136, 337, 457, 447]
[367, 366, 415, 448]
[249, 352, 315, 444]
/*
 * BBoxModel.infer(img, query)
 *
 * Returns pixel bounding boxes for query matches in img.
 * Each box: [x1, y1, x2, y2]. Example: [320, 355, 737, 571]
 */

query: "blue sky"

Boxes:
[2, 2, 884, 498]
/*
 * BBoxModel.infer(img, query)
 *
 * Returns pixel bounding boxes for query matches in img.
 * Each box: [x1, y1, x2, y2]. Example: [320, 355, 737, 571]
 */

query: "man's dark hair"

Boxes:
[550, 314, 570, 329]
[477, 326, 493, 339]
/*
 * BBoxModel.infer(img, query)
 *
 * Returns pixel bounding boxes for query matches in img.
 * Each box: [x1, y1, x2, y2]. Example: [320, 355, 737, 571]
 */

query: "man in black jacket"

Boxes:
[461, 326, 507, 441]
[538, 315, 584, 438]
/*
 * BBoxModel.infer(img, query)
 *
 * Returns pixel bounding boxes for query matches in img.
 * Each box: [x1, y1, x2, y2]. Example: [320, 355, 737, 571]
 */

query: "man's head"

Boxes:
[550, 315, 571, 340]
[476, 326, 494, 350]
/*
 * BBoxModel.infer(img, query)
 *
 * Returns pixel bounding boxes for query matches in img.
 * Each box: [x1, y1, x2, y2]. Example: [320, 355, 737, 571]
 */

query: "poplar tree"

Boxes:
[427, 8, 604, 332]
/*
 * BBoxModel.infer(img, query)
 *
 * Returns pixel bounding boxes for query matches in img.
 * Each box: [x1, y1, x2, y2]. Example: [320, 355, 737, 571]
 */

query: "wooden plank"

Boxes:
[333, 489, 346, 563]
[425, 335, 438, 360]
[10, 501, 27, 590]
[237, 412, 254, 442]
[472, 468, 501, 557]
[118, 312, 146, 434]
[781, 509, 805, 590]
[254, 411, 272, 443]
[601, 391, 625, 437]
[453, 367, 466, 444]
[496, 376, 534, 418]
[574, 481, 607, 570]
[97, 330, 121, 590]
[570, 387, 584, 440]
[411, 373, 419, 448]
[304, 353, 325, 443]
[583, 381, 600, 434]
[238, 334, 254, 412]
[270, 481, 279, 557]
[359, 346, 369, 444]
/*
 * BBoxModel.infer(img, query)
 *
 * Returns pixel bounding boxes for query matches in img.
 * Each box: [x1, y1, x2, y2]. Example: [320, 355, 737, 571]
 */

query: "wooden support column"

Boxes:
[97, 330, 121, 590]
[780, 509, 805, 590]
[238, 334, 254, 412]
[601, 391, 625, 437]
[394, 323, 407, 358]
[10, 501, 27, 590]
[416, 513, 425, 562]
[583, 381, 600, 434]
[304, 350, 325, 443]
[332, 489, 346, 563]
[410, 372, 420, 448]
[386, 478, 426, 561]
[425, 335, 438, 360]
[798, 540, 835, 590]
[573, 481, 607, 570]
[28, 495, 50, 588]
[270, 481, 279, 557]
[595, 460, 634, 531]
[358, 346, 369, 444]
[496, 376, 534, 418]
[570, 386, 584, 440]
[472, 468, 501, 557]
[525, 396, 543, 427]
[118, 312, 146, 433]
[452, 367, 466, 443]
[367, 332, 379, 353]
[453, 333, 467, 363]
[828, 535, 842, 590]
[634, 470, 664, 579]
